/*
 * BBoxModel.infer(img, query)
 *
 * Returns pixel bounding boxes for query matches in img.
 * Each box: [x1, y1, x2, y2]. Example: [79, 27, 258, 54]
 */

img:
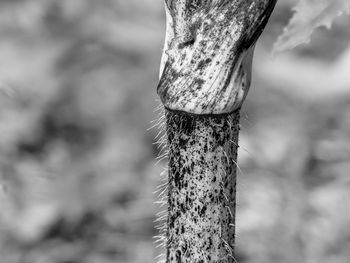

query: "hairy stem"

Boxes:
[166, 109, 239, 263]
[155, 1, 277, 262]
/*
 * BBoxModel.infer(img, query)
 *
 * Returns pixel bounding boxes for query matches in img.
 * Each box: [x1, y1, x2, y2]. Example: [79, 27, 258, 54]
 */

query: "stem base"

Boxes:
[165, 109, 240, 263]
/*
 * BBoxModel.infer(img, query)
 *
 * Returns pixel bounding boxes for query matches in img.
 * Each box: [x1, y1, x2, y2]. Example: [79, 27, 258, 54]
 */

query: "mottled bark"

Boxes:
[166, 109, 239, 263]
[156, 0, 277, 262]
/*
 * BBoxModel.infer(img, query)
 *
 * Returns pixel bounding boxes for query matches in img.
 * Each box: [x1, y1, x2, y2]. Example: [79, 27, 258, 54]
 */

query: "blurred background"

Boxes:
[0, 0, 349, 263]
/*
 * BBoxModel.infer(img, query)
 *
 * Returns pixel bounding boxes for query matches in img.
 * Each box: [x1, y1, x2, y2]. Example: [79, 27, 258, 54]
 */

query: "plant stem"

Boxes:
[165, 109, 239, 262]
[155, 1, 277, 262]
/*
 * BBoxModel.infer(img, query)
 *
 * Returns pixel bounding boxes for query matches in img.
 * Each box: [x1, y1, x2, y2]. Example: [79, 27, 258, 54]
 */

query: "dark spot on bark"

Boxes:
[173, 170, 185, 189]
[194, 77, 205, 89]
[183, 180, 188, 188]
[178, 38, 195, 49]
[197, 58, 211, 70]
[180, 202, 186, 214]
[199, 205, 207, 217]
[190, 162, 195, 171]
[180, 115, 195, 136]
[183, 166, 191, 175]
[169, 215, 175, 229]
[179, 135, 189, 147]
[224, 180, 229, 188]
[230, 186, 234, 195]
[185, 195, 190, 205]
[208, 237, 213, 249]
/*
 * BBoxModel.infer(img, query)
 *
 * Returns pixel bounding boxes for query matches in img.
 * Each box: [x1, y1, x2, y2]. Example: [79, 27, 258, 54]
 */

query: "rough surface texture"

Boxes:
[156, 1, 277, 262]
[158, 0, 277, 114]
[164, 109, 240, 263]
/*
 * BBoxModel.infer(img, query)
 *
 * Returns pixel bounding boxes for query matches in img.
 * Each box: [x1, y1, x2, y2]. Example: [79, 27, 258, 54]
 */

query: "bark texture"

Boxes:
[166, 109, 239, 263]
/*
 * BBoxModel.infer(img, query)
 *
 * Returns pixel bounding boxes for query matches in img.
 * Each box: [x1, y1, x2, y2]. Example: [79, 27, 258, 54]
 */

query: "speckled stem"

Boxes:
[158, 0, 277, 114]
[156, 1, 277, 262]
[165, 109, 239, 263]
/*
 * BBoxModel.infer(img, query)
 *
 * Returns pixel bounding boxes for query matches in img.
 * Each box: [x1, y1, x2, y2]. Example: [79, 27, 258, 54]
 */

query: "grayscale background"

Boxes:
[0, 0, 349, 263]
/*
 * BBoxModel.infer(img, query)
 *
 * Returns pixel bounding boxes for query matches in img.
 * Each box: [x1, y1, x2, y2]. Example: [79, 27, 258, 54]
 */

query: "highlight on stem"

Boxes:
[154, 1, 277, 262]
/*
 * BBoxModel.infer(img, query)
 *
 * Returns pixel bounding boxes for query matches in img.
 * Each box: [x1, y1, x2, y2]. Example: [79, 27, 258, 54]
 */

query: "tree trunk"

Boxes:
[156, 1, 277, 262]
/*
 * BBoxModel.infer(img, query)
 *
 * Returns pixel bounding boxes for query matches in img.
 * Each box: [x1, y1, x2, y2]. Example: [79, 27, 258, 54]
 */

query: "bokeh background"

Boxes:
[0, 0, 349, 263]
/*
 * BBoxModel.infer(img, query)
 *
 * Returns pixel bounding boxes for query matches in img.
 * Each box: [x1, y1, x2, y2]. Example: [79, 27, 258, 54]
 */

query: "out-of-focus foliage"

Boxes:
[0, 0, 349, 263]
[0, 1, 164, 262]
[274, 0, 350, 52]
